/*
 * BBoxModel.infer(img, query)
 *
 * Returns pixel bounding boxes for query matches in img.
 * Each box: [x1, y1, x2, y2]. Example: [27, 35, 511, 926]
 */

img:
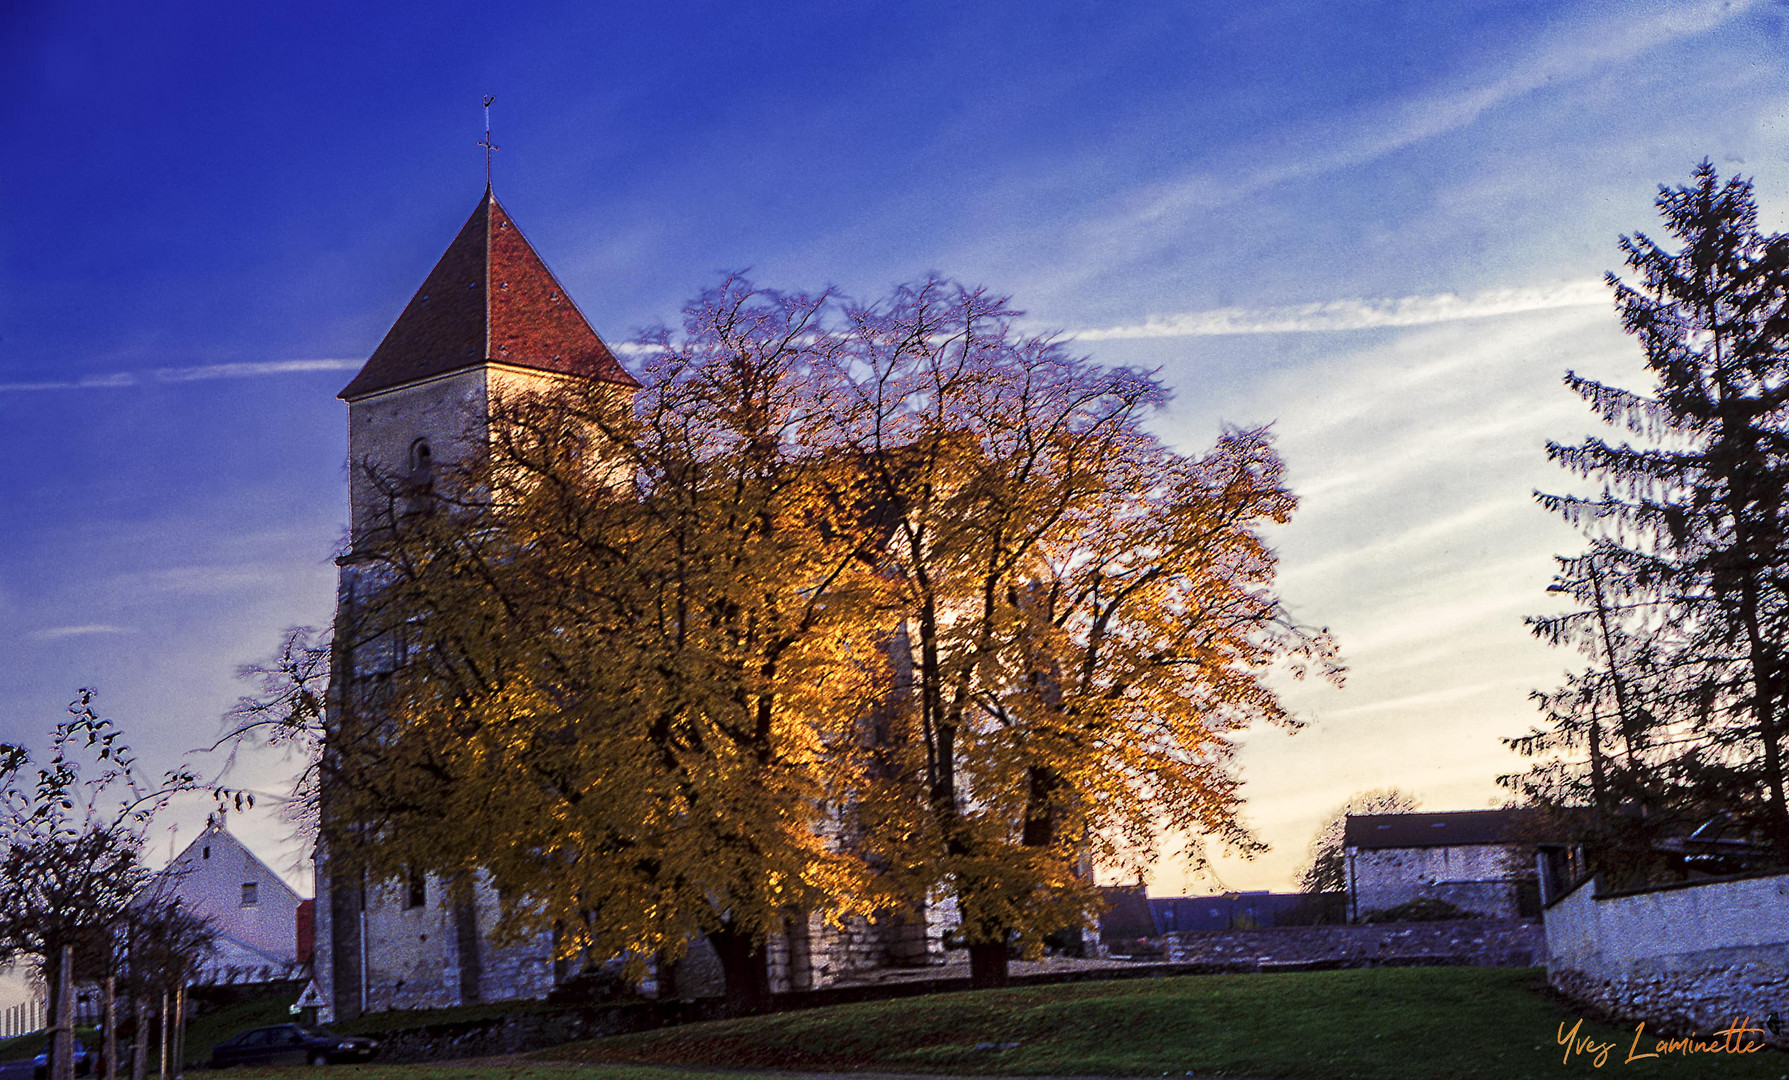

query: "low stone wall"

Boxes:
[1163, 919, 1545, 968]
[1544, 871, 1789, 1049]
[1545, 871, 1789, 980]
[361, 1000, 718, 1062]
[1551, 964, 1789, 1050]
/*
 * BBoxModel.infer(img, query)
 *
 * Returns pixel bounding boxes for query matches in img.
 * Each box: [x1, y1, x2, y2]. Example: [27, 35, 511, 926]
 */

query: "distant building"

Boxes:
[1344, 809, 1541, 920]
[1149, 890, 1341, 931]
[1097, 885, 1158, 945]
[164, 822, 307, 983]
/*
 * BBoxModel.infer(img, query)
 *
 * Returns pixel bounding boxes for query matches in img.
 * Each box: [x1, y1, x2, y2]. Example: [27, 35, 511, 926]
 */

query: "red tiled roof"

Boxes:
[339, 188, 639, 401]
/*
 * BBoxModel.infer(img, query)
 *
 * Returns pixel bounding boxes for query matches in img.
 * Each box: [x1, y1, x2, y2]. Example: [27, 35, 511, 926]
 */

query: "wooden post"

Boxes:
[157, 991, 168, 1080]
[104, 975, 117, 1080]
[171, 985, 185, 1080]
[130, 998, 146, 1080]
[56, 945, 75, 1080]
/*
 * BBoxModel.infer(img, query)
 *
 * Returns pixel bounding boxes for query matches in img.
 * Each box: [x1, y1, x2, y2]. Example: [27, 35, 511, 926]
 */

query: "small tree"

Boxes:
[117, 890, 217, 1080]
[1294, 788, 1418, 895]
[0, 692, 203, 1080]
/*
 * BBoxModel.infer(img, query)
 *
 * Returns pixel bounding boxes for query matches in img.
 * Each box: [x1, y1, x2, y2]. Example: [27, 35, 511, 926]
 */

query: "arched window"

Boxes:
[403, 438, 437, 518]
[409, 438, 433, 475]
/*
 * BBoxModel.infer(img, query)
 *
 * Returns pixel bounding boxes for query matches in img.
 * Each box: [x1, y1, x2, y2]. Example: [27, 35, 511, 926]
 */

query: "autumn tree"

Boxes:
[837, 278, 1342, 986]
[1295, 788, 1418, 894]
[298, 273, 1337, 1003]
[1512, 162, 1789, 873]
[322, 277, 889, 1011]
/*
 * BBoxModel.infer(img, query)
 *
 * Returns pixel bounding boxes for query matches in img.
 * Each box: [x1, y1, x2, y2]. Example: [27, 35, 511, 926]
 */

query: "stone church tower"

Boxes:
[315, 187, 637, 1020]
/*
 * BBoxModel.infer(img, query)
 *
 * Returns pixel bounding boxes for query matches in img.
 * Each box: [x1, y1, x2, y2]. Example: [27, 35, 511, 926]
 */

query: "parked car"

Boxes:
[208, 1025, 378, 1068]
[31, 1038, 94, 1080]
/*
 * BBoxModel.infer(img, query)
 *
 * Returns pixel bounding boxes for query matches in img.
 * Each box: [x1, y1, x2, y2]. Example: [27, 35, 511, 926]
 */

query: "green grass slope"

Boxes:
[543, 967, 1788, 1080]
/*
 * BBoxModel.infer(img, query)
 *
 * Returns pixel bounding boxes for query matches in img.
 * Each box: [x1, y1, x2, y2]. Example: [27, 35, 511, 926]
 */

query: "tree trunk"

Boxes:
[967, 942, 1008, 988]
[103, 976, 116, 1080]
[171, 986, 185, 1080]
[55, 945, 75, 1080]
[130, 998, 145, 1080]
[705, 923, 772, 1015]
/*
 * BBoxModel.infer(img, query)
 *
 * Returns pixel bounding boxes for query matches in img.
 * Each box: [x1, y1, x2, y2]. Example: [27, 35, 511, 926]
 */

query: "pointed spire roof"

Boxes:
[340, 188, 639, 401]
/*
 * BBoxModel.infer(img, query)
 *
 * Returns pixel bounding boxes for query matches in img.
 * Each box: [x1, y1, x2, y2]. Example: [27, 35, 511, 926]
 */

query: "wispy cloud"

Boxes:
[107, 565, 288, 596]
[1076, 280, 1606, 340]
[0, 359, 361, 393]
[1125, 0, 1760, 225]
[29, 624, 135, 641]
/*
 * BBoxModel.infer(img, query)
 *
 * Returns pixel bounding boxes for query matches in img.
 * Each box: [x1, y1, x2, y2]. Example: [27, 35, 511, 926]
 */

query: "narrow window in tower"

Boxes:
[404, 438, 436, 516]
[410, 439, 433, 475]
[405, 869, 427, 910]
[241, 882, 259, 907]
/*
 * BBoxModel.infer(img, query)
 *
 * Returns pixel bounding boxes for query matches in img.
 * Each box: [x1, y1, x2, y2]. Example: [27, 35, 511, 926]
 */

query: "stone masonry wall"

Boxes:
[1551, 963, 1789, 1049]
[1349, 845, 1524, 918]
[1543, 871, 1789, 1049]
[1164, 918, 1545, 968]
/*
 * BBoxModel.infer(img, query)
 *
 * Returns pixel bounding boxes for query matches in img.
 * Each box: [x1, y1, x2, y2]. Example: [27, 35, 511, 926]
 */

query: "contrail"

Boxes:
[1075, 280, 1607, 340]
[0, 358, 361, 393]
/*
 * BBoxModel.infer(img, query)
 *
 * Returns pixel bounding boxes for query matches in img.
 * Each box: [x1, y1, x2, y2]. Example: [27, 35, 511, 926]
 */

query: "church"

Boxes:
[312, 187, 954, 1021]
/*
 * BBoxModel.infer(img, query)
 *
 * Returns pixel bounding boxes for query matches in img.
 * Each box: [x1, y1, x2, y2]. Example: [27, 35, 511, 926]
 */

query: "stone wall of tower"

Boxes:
[345, 368, 489, 535]
[359, 873, 556, 1013]
[764, 909, 941, 993]
[322, 361, 602, 1016]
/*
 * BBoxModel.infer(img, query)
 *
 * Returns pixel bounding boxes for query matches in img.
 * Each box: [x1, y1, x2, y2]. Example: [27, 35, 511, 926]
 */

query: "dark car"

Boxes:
[31, 1038, 94, 1080]
[208, 1025, 378, 1068]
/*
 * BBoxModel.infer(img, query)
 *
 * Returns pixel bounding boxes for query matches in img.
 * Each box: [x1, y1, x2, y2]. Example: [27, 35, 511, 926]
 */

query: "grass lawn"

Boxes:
[0, 1025, 97, 1062]
[0, 1030, 48, 1062]
[20, 967, 1789, 1080]
[536, 966, 1788, 1080]
[220, 1069, 735, 1080]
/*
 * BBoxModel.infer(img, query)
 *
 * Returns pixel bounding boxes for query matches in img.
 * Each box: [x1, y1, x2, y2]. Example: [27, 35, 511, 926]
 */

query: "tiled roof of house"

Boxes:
[340, 187, 639, 401]
[1344, 808, 1538, 850]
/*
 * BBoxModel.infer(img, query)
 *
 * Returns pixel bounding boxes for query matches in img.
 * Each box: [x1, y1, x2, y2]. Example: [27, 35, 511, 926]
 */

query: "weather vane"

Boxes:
[479, 95, 499, 187]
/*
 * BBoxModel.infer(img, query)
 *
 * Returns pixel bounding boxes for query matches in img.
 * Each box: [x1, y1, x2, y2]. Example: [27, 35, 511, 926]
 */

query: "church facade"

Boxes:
[313, 189, 953, 1020]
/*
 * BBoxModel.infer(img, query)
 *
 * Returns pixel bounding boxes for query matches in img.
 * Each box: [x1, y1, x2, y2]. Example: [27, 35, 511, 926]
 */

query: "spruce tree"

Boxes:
[1518, 162, 1789, 869]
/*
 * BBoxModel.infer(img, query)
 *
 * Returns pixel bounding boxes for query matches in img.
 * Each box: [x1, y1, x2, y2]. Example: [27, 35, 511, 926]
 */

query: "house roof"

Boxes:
[166, 820, 305, 901]
[1098, 885, 1159, 939]
[1344, 808, 1537, 850]
[339, 187, 639, 401]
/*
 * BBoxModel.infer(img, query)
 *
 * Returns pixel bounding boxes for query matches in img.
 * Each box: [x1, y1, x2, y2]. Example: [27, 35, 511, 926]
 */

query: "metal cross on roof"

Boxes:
[479, 95, 499, 186]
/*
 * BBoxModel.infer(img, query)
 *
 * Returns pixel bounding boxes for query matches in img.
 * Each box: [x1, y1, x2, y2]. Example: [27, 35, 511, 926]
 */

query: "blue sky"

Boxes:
[4, 0, 1789, 969]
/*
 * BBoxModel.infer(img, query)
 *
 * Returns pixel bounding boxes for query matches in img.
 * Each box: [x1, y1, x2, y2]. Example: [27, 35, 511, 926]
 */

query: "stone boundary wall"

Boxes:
[1551, 964, 1789, 1050]
[1544, 871, 1789, 1049]
[1545, 871, 1789, 980]
[1163, 919, 1544, 968]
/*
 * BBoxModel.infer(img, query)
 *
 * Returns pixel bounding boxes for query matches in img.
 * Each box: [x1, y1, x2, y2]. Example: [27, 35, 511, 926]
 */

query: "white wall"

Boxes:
[1545, 871, 1789, 981]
